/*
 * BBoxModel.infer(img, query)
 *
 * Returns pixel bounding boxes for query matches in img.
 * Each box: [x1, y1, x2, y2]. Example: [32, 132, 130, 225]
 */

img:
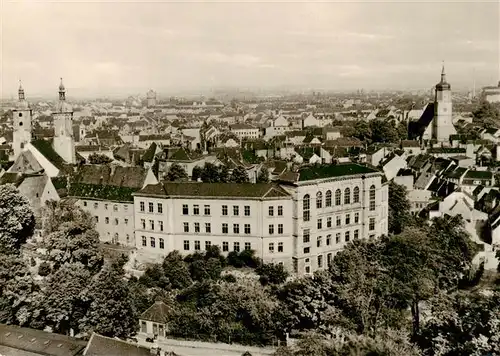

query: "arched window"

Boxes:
[344, 188, 351, 204]
[335, 189, 341, 206]
[325, 190, 332, 207]
[369, 185, 376, 211]
[353, 186, 360, 203]
[303, 194, 310, 221]
[316, 191, 323, 209]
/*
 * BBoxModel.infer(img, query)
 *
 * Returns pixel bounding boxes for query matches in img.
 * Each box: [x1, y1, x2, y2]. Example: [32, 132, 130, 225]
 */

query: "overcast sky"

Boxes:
[1, 0, 499, 98]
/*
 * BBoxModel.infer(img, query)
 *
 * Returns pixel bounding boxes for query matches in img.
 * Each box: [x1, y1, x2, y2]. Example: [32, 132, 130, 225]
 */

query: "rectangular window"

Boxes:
[318, 255, 323, 268]
[205, 223, 211, 233]
[336, 233, 341, 244]
[105, 217, 109, 224]
[303, 229, 310, 243]
[245, 242, 251, 250]
[193, 205, 199, 215]
[269, 242, 275, 253]
[104, 204, 108, 210]
[223, 241, 229, 251]
[326, 234, 331, 246]
[244, 224, 251, 234]
[157, 203, 163, 214]
[205, 241, 211, 250]
[369, 218, 375, 231]
[336, 215, 341, 226]
[244, 205, 250, 216]
[142, 236, 147, 246]
[354, 212, 359, 224]
[278, 242, 283, 252]
[278, 224, 284, 234]
[317, 219, 322, 229]
[114, 218, 119, 225]
[233, 224, 240, 234]
[95, 216, 99, 223]
[304, 247, 310, 254]
[269, 206, 274, 216]
[345, 214, 350, 225]
[184, 240, 190, 250]
[159, 221, 163, 231]
[303, 210, 310, 222]
[278, 206, 283, 216]
[305, 266, 310, 274]
[194, 240, 200, 250]
[354, 229, 359, 240]
[327, 217, 332, 228]
[124, 205, 128, 212]
[149, 202, 154, 213]
[194, 222, 200, 233]
[150, 237, 155, 248]
[140, 202, 145, 212]
[222, 205, 228, 216]
[83, 201, 87, 207]
[183, 222, 189, 233]
[370, 201, 376, 211]
[233, 242, 240, 252]
[149, 220, 154, 230]
[159, 238, 164, 249]
[233, 206, 239, 216]
[94, 202, 98, 209]
[182, 204, 188, 215]
[317, 236, 322, 247]
[345, 231, 350, 242]
[141, 219, 145, 229]
[269, 224, 274, 235]
[124, 218, 129, 225]
[222, 223, 228, 234]
[204, 205, 210, 215]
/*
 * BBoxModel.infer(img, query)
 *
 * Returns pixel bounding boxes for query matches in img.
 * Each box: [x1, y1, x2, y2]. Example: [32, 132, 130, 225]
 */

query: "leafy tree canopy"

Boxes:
[87, 153, 112, 165]
[166, 163, 188, 182]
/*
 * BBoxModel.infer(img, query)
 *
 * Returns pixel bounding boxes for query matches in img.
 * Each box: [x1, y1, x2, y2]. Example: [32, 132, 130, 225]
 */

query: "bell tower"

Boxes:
[52, 78, 76, 164]
[433, 63, 455, 142]
[12, 80, 33, 160]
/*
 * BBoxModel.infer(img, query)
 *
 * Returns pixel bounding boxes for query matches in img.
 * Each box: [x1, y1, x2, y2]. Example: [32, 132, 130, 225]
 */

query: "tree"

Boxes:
[37, 261, 52, 277]
[0, 184, 35, 254]
[256, 263, 288, 285]
[192, 165, 203, 181]
[87, 153, 112, 165]
[388, 181, 413, 234]
[256, 166, 270, 183]
[162, 251, 193, 290]
[369, 119, 399, 143]
[352, 120, 372, 142]
[80, 263, 138, 339]
[0, 254, 39, 326]
[40, 200, 103, 273]
[218, 164, 230, 183]
[166, 163, 188, 182]
[40, 262, 92, 335]
[200, 163, 221, 183]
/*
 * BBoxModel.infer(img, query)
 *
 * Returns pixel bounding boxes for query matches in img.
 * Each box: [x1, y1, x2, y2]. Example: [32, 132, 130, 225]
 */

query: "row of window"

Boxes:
[140, 219, 165, 231]
[97, 216, 130, 225]
[183, 204, 255, 217]
[268, 242, 284, 253]
[180, 240, 252, 253]
[139, 202, 163, 214]
[84, 201, 130, 212]
[183, 222, 253, 235]
[303, 185, 376, 221]
[141, 236, 165, 249]
[316, 213, 360, 229]
[302, 217, 376, 245]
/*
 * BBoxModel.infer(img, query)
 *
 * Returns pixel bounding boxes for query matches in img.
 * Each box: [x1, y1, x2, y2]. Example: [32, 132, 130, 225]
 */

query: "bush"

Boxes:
[222, 274, 237, 283]
[256, 263, 288, 286]
[38, 261, 52, 276]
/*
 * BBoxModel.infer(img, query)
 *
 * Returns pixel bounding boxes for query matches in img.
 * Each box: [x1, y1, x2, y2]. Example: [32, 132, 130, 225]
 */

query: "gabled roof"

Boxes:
[281, 163, 380, 183]
[140, 301, 171, 323]
[464, 170, 493, 180]
[31, 139, 66, 170]
[83, 333, 152, 356]
[142, 142, 157, 163]
[0, 324, 87, 356]
[136, 182, 291, 199]
[167, 147, 202, 162]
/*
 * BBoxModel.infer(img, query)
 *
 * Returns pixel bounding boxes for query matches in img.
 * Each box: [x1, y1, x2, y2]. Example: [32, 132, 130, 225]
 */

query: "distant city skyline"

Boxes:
[1, 0, 499, 99]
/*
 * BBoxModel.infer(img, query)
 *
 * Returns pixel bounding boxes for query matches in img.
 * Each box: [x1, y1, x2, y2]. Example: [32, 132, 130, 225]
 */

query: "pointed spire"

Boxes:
[441, 61, 446, 83]
[59, 78, 66, 101]
[18, 80, 25, 101]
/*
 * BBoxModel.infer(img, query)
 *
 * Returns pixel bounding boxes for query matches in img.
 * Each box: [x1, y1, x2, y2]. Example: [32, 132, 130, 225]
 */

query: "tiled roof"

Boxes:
[428, 147, 466, 154]
[142, 142, 157, 163]
[464, 170, 493, 180]
[167, 147, 202, 162]
[72, 165, 147, 189]
[83, 334, 151, 356]
[230, 123, 256, 130]
[138, 134, 171, 142]
[75, 145, 110, 152]
[282, 163, 380, 183]
[140, 301, 171, 323]
[0, 324, 86, 356]
[136, 182, 291, 199]
[31, 139, 67, 170]
[0, 172, 25, 186]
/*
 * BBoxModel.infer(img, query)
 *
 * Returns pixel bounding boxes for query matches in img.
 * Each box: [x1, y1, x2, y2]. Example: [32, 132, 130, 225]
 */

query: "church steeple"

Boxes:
[440, 63, 446, 83]
[59, 78, 66, 101]
[18, 80, 25, 101]
[436, 61, 451, 91]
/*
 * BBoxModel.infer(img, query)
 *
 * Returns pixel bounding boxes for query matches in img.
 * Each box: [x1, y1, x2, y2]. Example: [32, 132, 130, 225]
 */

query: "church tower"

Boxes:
[52, 78, 76, 164]
[432, 64, 456, 142]
[12, 81, 33, 160]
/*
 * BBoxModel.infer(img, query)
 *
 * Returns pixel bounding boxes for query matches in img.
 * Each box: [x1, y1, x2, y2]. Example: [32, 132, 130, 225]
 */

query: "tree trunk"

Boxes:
[411, 300, 420, 337]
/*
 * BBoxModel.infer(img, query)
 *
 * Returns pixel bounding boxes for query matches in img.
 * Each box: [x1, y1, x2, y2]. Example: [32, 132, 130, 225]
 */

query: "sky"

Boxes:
[1, 0, 499, 98]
